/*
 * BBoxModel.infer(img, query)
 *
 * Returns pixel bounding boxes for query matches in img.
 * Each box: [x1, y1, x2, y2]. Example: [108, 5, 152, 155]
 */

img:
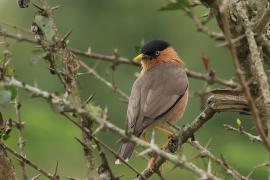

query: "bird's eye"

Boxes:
[155, 51, 160, 56]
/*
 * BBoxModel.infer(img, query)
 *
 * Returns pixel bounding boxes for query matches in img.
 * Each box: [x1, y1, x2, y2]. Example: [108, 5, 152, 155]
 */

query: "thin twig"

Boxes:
[246, 162, 269, 178]
[15, 96, 28, 180]
[62, 113, 144, 180]
[254, 2, 270, 35]
[185, 7, 225, 40]
[189, 140, 247, 180]
[224, 124, 262, 143]
[2, 144, 57, 180]
[79, 60, 128, 100]
[0, 21, 32, 34]
[0, 29, 238, 88]
[33, 2, 95, 178]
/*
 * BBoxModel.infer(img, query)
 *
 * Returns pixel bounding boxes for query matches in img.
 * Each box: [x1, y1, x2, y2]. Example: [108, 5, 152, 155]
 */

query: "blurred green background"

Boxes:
[0, 0, 267, 179]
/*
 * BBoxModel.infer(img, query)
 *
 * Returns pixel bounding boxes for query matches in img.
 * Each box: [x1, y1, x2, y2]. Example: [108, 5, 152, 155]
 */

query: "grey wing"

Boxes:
[133, 63, 188, 135]
[126, 77, 143, 134]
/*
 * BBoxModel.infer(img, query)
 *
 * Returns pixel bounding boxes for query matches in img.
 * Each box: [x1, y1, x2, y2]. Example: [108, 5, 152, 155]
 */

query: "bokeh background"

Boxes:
[0, 0, 266, 179]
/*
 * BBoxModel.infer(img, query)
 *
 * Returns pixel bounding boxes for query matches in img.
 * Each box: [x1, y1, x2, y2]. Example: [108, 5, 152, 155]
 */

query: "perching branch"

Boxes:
[0, 77, 225, 180]
[138, 92, 250, 179]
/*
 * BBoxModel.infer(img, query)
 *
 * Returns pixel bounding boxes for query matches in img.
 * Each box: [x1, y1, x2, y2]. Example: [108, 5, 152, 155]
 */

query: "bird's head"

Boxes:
[134, 40, 184, 72]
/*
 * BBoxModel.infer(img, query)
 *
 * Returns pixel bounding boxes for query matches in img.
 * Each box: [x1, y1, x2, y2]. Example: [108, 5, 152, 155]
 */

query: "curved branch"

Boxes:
[1, 77, 250, 179]
[0, 30, 238, 88]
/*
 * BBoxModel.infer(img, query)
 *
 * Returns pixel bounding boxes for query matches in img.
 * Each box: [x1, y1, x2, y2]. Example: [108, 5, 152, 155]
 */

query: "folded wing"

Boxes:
[127, 63, 188, 136]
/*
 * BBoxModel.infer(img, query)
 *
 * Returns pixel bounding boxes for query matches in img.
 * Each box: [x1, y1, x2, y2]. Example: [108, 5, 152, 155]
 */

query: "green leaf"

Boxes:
[249, 136, 254, 142]
[85, 103, 103, 119]
[159, 0, 189, 11]
[2, 133, 10, 140]
[236, 118, 241, 126]
[71, 91, 80, 97]
[248, 0, 257, 11]
[34, 14, 56, 42]
[6, 86, 17, 100]
[30, 49, 47, 65]
[0, 90, 11, 105]
[4, 66, 14, 76]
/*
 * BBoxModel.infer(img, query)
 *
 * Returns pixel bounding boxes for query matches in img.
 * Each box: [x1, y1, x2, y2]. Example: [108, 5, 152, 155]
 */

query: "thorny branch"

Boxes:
[15, 96, 28, 180]
[1, 76, 249, 179]
[185, 7, 225, 41]
[0, 77, 236, 180]
[62, 113, 143, 180]
[218, 0, 270, 151]
[189, 140, 246, 180]
[223, 124, 262, 143]
[0, 144, 16, 180]
[0, 28, 238, 89]
[138, 91, 250, 179]
[30, 2, 95, 178]
[1, 144, 58, 180]
[79, 60, 129, 100]
[1, 0, 270, 179]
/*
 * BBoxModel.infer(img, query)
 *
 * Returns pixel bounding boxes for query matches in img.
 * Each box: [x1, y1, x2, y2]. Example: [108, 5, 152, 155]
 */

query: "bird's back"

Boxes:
[127, 62, 188, 136]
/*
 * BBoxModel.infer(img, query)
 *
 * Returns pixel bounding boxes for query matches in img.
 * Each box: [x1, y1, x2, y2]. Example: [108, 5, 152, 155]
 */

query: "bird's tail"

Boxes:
[115, 141, 135, 164]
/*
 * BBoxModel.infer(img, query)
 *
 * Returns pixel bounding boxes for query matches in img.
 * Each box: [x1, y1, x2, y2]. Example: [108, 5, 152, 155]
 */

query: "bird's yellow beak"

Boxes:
[134, 54, 143, 61]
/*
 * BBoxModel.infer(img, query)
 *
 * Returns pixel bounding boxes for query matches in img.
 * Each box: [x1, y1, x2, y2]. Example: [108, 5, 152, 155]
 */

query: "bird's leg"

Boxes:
[147, 156, 165, 173]
[147, 156, 157, 170]
[140, 132, 159, 171]
[153, 126, 176, 149]
[140, 132, 149, 142]
[150, 126, 178, 172]
[154, 126, 174, 136]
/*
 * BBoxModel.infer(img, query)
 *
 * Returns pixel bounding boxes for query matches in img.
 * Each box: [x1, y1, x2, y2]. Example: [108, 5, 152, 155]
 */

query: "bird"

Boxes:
[115, 40, 189, 168]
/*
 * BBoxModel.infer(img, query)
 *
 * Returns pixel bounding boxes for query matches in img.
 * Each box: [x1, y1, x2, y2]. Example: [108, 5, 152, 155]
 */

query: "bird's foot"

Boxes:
[191, 134, 195, 141]
[147, 156, 165, 173]
[147, 156, 157, 170]
[167, 134, 179, 153]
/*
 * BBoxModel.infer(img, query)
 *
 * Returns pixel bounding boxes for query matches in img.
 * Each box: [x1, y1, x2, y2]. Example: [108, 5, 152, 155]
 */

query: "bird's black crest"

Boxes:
[141, 40, 170, 57]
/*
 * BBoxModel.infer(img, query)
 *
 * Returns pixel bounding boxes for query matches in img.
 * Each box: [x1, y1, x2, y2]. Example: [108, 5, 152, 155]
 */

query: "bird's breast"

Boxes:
[150, 89, 189, 129]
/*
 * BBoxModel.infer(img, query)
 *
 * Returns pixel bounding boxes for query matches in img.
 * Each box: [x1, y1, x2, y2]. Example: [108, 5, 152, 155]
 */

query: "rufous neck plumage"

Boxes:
[141, 47, 184, 74]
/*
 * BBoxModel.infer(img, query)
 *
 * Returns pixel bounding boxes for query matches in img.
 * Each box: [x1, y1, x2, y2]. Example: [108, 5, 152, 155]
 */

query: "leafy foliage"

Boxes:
[6, 86, 17, 100]
[236, 118, 241, 126]
[159, 0, 189, 11]
[34, 14, 56, 42]
[3, 66, 14, 77]
[85, 103, 104, 119]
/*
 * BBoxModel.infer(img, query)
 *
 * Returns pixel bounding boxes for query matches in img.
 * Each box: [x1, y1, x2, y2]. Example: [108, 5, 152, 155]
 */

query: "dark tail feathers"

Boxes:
[115, 141, 135, 164]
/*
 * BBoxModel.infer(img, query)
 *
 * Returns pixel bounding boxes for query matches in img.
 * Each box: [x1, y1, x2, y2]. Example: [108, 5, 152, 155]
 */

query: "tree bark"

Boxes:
[0, 144, 17, 180]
